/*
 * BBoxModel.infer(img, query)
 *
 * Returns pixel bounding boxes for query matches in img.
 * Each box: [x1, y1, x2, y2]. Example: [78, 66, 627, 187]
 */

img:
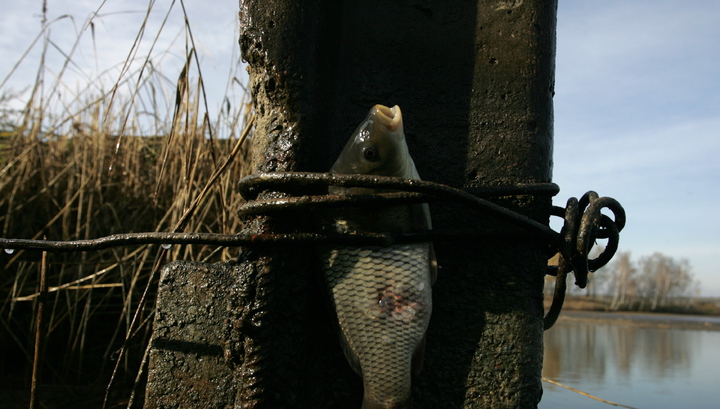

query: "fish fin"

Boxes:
[338, 330, 363, 377]
[361, 395, 413, 409]
[411, 334, 427, 376]
[429, 243, 438, 285]
[411, 203, 433, 231]
[409, 202, 437, 285]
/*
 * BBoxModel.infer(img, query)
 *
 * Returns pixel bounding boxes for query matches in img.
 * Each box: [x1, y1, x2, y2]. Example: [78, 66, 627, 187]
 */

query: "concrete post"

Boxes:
[144, 1, 556, 408]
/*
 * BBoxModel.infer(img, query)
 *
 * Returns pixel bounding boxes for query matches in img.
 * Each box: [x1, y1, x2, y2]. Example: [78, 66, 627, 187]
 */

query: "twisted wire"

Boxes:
[0, 172, 625, 328]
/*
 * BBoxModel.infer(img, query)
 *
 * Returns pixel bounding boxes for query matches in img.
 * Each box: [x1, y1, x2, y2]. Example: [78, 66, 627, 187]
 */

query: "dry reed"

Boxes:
[0, 1, 253, 407]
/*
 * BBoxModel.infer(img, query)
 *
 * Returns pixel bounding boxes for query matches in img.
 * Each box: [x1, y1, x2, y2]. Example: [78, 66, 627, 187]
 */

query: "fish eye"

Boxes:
[363, 146, 378, 162]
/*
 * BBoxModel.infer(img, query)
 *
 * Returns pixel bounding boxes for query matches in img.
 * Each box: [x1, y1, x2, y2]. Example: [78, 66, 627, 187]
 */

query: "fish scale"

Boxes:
[322, 243, 432, 406]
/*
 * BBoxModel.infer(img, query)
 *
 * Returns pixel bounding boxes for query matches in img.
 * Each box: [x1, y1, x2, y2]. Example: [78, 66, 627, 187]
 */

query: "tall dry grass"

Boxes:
[0, 1, 253, 406]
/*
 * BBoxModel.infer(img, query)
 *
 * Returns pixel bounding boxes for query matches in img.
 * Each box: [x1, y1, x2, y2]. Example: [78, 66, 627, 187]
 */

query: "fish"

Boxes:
[321, 105, 436, 409]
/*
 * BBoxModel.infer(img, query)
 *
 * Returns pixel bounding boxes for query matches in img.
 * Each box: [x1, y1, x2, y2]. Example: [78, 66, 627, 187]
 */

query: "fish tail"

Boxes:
[361, 395, 412, 409]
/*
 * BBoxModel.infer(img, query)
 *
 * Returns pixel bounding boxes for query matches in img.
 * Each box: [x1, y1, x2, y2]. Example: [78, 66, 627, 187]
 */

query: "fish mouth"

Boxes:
[373, 104, 403, 132]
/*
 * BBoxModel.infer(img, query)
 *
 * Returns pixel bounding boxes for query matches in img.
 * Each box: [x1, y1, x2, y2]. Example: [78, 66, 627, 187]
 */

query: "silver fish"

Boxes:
[322, 105, 436, 409]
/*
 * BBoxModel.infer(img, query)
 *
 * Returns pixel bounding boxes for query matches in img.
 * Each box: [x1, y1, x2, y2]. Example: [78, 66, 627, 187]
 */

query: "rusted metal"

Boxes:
[238, 172, 560, 199]
[238, 172, 560, 239]
[544, 191, 626, 329]
[0, 233, 253, 252]
[1, 171, 624, 330]
[238, 173, 625, 332]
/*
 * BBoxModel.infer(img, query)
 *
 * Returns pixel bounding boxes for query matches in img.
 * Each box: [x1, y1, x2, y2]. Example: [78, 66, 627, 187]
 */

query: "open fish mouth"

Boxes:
[374, 105, 403, 132]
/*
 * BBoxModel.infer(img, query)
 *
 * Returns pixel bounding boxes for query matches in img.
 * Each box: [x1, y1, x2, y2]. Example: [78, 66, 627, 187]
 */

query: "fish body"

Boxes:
[322, 105, 435, 409]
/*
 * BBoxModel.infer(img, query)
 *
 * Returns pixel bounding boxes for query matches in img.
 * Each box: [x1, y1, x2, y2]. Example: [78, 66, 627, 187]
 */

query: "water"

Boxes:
[540, 314, 720, 409]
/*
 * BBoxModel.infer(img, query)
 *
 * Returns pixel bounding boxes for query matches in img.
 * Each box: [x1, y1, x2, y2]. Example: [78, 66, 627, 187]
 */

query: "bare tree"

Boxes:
[638, 253, 694, 310]
[609, 251, 635, 310]
[605, 252, 696, 311]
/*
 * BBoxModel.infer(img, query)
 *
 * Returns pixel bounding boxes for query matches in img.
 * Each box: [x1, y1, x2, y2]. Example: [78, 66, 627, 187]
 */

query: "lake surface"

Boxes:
[539, 313, 720, 409]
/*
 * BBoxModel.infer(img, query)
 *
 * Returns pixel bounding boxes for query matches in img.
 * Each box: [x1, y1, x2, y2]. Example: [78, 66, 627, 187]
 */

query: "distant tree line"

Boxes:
[547, 251, 700, 312]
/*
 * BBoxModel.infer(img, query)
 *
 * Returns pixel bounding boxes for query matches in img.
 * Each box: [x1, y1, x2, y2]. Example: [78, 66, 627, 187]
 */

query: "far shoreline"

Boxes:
[551, 309, 720, 331]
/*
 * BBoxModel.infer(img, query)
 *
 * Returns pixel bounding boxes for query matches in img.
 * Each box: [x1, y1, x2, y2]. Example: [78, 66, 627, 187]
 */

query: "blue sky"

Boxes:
[552, 1, 720, 296]
[2, 1, 719, 295]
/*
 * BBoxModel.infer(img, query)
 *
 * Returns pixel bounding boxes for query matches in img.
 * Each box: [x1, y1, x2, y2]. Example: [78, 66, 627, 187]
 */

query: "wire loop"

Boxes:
[544, 192, 626, 329]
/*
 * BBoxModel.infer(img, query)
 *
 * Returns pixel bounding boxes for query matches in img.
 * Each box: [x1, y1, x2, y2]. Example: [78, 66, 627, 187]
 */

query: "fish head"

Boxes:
[331, 105, 416, 179]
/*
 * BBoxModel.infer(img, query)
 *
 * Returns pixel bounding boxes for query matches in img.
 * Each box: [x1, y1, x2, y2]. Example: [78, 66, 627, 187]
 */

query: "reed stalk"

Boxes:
[0, 1, 253, 406]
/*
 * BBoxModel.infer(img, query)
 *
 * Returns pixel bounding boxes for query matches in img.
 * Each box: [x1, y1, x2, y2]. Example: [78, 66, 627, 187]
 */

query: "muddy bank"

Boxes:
[552, 310, 720, 331]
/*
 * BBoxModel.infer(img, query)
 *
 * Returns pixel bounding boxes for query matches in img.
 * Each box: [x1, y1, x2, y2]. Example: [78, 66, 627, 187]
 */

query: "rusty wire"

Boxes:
[543, 192, 625, 329]
[0, 232, 392, 252]
[236, 172, 625, 330]
[237, 172, 561, 239]
[0, 171, 624, 329]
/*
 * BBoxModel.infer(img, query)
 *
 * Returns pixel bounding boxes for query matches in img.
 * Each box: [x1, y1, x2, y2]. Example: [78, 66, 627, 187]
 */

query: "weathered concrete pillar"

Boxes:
[239, 1, 556, 407]
[145, 1, 556, 408]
